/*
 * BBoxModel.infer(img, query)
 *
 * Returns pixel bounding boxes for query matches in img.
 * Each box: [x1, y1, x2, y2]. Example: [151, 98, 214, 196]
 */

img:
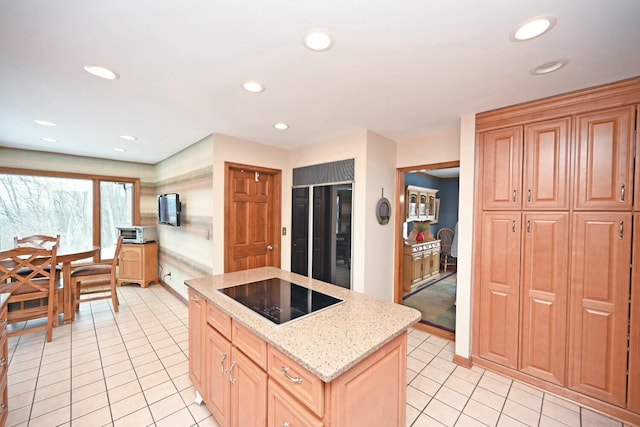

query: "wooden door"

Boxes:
[119, 245, 142, 280]
[230, 346, 267, 427]
[519, 212, 569, 385]
[628, 213, 640, 413]
[205, 326, 231, 427]
[574, 106, 635, 210]
[225, 163, 281, 273]
[523, 117, 571, 210]
[478, 212, 521, 368]
[410, 253, 423, 285]
[291, 187, 309, 276]
[568, 212, 632, 406]
[188, 290, 204, 390]
[481, 126, 523, 210]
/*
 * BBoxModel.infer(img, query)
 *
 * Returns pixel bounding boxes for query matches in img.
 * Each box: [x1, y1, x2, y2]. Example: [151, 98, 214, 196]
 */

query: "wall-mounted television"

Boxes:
[158, 193, 181, 226]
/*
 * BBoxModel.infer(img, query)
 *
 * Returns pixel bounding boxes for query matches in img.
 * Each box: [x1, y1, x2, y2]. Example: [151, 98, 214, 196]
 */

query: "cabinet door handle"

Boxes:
[190, 295, 199, 302]
[282, 422, 291, 427]
[229, 361, 237, 384]
[527, 189, 531, 203]
[220, 353, 228, 375]
[512, 220, 516, 233]
[0, 357, 7, 367]
[0, 318, 6, 327]
[619, 221, 624, 240]
[281, 366, 303, 384]
[620, 184, 625, 202]
[0, 403, 6, 415]
[512, 190, 517, 203]
[526, 220, 531, 234]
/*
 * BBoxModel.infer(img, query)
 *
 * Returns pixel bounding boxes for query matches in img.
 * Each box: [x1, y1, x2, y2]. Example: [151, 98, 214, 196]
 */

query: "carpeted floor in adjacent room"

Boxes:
[403, 273, 456, 332]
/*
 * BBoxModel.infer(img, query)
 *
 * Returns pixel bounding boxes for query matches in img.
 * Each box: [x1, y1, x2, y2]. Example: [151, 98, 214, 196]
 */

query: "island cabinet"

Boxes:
[189, 288, 409, 427]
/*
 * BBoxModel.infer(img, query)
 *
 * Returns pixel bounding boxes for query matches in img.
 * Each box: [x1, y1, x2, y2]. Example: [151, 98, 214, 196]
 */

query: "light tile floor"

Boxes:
[4, 284, 631, 427]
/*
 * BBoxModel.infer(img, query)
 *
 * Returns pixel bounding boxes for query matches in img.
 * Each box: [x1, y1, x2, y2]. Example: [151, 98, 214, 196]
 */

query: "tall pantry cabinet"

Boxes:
[473, 77, 640, 425]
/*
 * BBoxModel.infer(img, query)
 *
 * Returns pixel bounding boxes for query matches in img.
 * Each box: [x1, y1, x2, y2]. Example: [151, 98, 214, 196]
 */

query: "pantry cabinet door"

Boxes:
[519, 213, 569, 385]
[628, 213, 640, 413]
[574, 106, 635, 210]
[478, 212, 521, 368]
[568, 212, 631, 406]
[481, 127, 523, 210]
[523, 117, 571, 210]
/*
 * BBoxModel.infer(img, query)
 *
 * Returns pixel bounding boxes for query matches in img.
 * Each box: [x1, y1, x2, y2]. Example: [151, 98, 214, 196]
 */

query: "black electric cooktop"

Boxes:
[218, 278, 343, 325]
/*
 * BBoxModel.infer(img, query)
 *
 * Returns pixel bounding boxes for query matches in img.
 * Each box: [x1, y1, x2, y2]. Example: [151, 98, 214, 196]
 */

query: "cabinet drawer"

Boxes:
[268, 378, 323, 427]
[268, 346, 325, 418]
[232, 321, 267, 370]
[207, 303, 231, 340]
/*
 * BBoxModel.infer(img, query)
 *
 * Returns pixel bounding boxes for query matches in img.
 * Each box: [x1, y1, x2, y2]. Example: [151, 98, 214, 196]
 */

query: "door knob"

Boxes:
[267, 245, 274, 250]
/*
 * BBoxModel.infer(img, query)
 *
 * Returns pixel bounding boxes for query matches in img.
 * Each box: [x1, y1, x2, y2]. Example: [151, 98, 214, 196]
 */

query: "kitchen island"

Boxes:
[185, 267, 420, 427]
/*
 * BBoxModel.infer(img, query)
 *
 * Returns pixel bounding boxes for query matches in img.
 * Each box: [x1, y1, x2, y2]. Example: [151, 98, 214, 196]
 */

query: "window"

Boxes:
[0, 171, 138, 259]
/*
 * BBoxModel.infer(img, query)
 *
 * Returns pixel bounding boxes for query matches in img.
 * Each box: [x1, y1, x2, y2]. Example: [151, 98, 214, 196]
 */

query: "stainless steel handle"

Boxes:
[267, 245, 274, 251]
[619, 221, 624, 240]
[0, 357, 7, 367]
[527, 189, 531, 203]
[220, 353, 228, 375]
[526, 220, 531, 234]
[229, 361, 237, 384]
[512, 220, 516, 233]
[282, 422, 291, 427]
[620, 184, 625, 202]
[512, 190, 517, 203]
[281, 366, 303, 384]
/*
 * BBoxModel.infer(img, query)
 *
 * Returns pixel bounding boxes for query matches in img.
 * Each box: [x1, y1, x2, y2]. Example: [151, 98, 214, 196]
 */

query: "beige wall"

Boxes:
[396, 130, 460, 169]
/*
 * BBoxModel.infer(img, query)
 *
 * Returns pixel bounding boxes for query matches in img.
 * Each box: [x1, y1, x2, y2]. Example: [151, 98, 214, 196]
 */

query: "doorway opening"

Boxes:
[396, 161, 459, 336]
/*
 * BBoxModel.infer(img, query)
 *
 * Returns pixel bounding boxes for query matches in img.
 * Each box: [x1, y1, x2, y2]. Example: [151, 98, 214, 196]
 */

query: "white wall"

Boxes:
[363, 131, 397, 300]
[396, 130, 460, 169]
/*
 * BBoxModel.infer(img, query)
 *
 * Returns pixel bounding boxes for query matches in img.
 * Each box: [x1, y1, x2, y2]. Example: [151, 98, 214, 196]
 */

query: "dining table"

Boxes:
[56, 245, 100, 323]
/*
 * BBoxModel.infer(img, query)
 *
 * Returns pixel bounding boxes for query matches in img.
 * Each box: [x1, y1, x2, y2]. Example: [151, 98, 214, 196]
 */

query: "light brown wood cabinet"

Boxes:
[474, 78, 640, 425]
[568, 212, 632, 407]
[190, 290, 409, 427]
[574, 106, 635, 211]
[406, 185, 439, 220]
[118, 242, 159, 288]
[481, 118, 570, 211]
[519, 212, 569, 386]
[477, 212, 521, 369]
[402, 241, 440, 292]
[628, 213, 640, 413]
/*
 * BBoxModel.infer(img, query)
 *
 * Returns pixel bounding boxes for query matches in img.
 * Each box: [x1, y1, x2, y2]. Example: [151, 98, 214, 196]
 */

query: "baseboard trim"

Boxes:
[453, 354, 472, 368]
[412, 322, 455, 341]
[159, 280, 187, 305]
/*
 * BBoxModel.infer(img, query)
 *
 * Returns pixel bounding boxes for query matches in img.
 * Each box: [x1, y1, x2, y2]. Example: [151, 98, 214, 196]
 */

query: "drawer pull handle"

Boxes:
[220, 353, 228, 375]
[0, 357, 7, 367]
[281, 366, 303, 384]
[229, 361, 237, 384]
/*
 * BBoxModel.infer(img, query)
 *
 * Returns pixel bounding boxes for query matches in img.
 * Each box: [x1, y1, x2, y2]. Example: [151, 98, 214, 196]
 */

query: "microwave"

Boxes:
[116, 226, 157, 244]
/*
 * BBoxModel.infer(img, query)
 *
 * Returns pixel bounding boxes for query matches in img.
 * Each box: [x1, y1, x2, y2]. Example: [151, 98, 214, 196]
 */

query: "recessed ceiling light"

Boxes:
[41, 137, 58, 143]
[530, 58, 569, 75]
[274, 122, 289, 130]
[303, 31, 333, 51]
[84, 65, 120, 80]
[120, 135, 138, 141]
[243, 81, 264, 93]
[511, 16, 557, 41]
[114, 147, 126, 152]
[33, 119, 56, 127]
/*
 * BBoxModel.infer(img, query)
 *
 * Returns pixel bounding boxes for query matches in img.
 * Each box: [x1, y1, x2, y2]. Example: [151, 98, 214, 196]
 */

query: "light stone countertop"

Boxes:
[184, 267, 421, 382]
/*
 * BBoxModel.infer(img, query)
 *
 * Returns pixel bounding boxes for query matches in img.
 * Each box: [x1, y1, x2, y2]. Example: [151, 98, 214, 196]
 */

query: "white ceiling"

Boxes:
[1, 1, 639, 165]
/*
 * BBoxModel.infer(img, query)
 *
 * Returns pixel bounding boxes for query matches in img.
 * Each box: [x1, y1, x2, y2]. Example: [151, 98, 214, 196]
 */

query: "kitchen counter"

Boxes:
[184, 266, 420, 382]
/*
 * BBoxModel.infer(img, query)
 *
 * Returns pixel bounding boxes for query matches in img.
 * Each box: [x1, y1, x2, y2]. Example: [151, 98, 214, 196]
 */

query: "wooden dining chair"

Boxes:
[14, 234, 60, 249]
[437, 227, 457, 272]
[71, 236, 123, 313]
[0, 246, 59, 342]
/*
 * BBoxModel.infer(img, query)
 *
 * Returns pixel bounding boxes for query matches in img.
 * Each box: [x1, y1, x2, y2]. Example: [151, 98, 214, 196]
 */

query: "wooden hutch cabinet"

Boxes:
[473, 78, 640, 425]
[117, 242, 159, 288]
[402, 241, 440, 293]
